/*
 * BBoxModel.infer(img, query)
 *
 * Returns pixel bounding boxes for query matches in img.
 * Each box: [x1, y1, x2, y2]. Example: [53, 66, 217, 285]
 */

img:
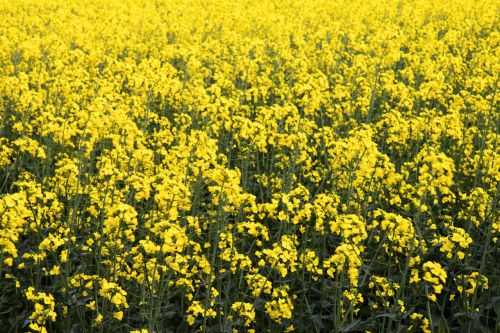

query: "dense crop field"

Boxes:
[0, 0, 499, 332]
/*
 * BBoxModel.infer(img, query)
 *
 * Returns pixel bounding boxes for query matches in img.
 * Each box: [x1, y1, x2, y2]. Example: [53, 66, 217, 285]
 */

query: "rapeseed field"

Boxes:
[0, 0, 498, 332]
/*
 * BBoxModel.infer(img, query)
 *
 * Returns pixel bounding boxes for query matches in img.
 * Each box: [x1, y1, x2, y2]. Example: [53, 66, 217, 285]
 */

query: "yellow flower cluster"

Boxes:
[265, 287, 294, 325]
[455, 272, 489, 298]
[24, 287, 57, 333]
[421, 261, 448, 302]
[229, 302, 256, 327]
[0, 0, 498, 331]
[409, 313, 431, 333]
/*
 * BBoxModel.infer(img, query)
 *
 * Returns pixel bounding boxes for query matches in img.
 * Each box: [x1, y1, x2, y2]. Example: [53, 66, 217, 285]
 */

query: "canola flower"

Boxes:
[0, 0, 499, 332]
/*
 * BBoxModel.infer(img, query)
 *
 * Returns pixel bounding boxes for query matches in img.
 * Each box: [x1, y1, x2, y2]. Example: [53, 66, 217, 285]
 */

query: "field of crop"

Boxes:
[0, 0, 499, 332]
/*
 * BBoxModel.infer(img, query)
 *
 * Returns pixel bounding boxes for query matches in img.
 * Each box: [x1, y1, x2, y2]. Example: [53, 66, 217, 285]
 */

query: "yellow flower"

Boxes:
[49, 265, 60, 276]
[86, 301, 96, 311]
[3, 257, 13, 266]
[94, 313, 103, 326]
[113, 311, 124, 321]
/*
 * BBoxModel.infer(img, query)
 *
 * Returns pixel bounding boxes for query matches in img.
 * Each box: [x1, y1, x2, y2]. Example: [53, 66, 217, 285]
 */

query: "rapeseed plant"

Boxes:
[0, 0, 498, 331]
